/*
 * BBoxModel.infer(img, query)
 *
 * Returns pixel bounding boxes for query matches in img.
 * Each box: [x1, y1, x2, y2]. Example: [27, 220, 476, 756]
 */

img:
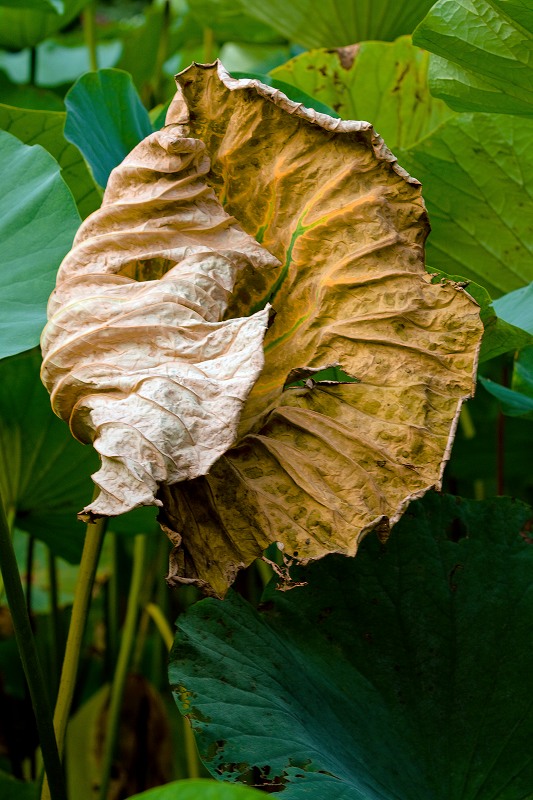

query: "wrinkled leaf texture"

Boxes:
[41, 63, 483, 596]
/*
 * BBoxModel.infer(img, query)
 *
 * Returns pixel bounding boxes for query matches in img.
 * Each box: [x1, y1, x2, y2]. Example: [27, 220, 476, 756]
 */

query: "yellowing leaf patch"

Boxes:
[42, 63, 483, 595]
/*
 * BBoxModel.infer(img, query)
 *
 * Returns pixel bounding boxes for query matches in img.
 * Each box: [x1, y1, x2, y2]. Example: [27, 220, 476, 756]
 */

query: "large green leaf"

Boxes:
[493, 282, 533, 334]
[414, 0, 533, 117]
[128, 781, 265, 799]
[0, 129, 80, 359]
[0, 349, 97, 562]
[0, 0, 62, 12]
[398, 113, 533, 297]
[232, 0, 437, 48]
[0, 0, 88, 50]
[0, 103, 101, 218]
[271, 37, 454, 150]
[170, 492, 533, 800]
[64, 69, 153, 188]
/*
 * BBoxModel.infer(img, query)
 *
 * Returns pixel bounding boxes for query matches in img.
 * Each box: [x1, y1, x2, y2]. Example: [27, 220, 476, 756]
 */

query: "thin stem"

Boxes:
[145, 601, 174, 651]
[106, 532, 119, 665]
[83, 1, 98, 72]
[0, 492, 66, 800]
[148, 0, 171, 106]
[26, 535, 35, 619]
[29, 47, 37, 85]
[47, 549, 61, 697]
[52, 515, 106, 757]
[145, 600, 200, 778]
[203, 26, 214, 63]
[98, 534, 147, 800]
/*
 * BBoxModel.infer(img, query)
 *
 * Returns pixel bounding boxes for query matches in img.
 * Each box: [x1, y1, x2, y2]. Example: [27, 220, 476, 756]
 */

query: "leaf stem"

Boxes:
[98, 533, 147, 800]
[145, 600, 201, 778]
[83, 1, 98, 72]
[51, 515, 106, 759]
[203, 26, 214, 63]
[0, 491, 67, 800]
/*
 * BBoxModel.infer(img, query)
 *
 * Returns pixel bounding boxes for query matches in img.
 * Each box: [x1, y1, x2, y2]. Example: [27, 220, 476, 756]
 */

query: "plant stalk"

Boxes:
[98, 533, 147, 800]
[83, 1, 98, 72]
[51, 514, 106, 758]
[0, 492, 67, 800]
[145, 600, 200, 778]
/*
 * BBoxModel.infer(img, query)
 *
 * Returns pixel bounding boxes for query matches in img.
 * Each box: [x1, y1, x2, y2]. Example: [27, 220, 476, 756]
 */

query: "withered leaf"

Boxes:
[41, 126, 280, 517]
[42, 63, 483, 596]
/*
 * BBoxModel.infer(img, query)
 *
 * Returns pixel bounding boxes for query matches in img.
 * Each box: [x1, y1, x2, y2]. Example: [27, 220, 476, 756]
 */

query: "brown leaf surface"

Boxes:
[41, 127, 280, 517]
[159, 63, 483, 595]
[42, 63, 482, 596]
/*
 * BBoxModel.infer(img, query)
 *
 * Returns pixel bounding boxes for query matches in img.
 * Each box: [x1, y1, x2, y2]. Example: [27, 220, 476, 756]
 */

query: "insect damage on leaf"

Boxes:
[41, 61, 483, 596]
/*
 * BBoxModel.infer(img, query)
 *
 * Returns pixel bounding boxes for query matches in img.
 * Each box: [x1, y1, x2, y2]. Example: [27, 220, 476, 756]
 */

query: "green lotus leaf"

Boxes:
[0, 0, 88, 50]
[493, 282, 533, 334]
[398, 113, 533, 297]
[231, 0, 437, 49]
[0, 129, 80, 359]
[271, 37, 454, 150]
[0, 103, 101, 218]
[170, 492, 533, 800]
[0, 0, 62, 13]
[127, 781, 265, 800]
[64, 69, 153, 188]
[0, 349, 97, 562]
[414, 0, 533, 117]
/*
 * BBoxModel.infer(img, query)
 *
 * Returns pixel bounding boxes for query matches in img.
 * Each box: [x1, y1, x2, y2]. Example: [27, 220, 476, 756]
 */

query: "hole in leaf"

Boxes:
[284, 364, 360, 390]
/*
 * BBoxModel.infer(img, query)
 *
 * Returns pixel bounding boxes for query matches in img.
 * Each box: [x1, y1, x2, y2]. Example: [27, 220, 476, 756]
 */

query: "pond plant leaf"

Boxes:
[0, 349, 97, 563]
[169, 492, 533, 800]
[128, 779, 265, 800]
[64, 69, 153, 189]
[0, 0, 88, 50]
[414, 0, 533, 117]
[234, 0, 437, 49]
[0, 129, 81, 359]
[271, 37, 455, 150]
[41, 64, 483, 596]
[0, 103, 101, 219]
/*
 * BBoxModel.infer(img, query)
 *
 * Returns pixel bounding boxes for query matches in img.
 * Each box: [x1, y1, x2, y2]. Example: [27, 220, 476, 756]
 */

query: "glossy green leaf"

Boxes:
[271, 37, 454, 149]
[0, 103, 101, 218]
[170, 492, 533, 800]
[479, 376, 533, 418]
[0, 0, 88, 50]
[480, 345, 533, 420]
[0, 129, 80, 358]
[128, 780, 265, 800]
[399, 113, 533, 297]
[0, 349, 97, 562]
[235, 0, 437, 48]
[493, 282, 533, 334]
[64, 69, 153, 188]
[414, 0, 533, 117]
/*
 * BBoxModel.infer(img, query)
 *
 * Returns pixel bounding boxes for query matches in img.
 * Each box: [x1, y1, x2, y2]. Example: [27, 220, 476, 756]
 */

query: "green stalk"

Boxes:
[0, 492, 67, 800]
[51, 515, 106, 759]
[47, 549, 61, 697]
[145, 600, 200, 778]
[83, 1, 98, 72]
[203, 26, 214, 63]
[98, 534, 147, 800]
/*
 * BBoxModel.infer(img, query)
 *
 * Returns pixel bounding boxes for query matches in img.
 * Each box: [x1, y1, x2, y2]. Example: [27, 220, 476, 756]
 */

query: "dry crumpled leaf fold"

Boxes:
[41, 62, 483, 596]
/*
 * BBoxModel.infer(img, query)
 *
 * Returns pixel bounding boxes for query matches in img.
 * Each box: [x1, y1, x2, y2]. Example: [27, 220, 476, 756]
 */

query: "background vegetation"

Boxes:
[0, 1, 532, 799]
